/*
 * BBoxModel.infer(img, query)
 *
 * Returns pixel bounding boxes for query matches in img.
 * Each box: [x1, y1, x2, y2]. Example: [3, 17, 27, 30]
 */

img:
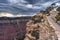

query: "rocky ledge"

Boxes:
[24, 13, 58, 40]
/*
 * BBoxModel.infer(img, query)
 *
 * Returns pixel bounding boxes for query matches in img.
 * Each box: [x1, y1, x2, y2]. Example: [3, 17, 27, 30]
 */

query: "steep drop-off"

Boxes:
[0, 16, 31, 40]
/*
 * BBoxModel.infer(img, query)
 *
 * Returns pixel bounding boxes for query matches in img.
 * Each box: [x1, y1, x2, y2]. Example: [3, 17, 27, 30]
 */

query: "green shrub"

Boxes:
[55, 15, 60, 21]
[31, 16, 43, 23]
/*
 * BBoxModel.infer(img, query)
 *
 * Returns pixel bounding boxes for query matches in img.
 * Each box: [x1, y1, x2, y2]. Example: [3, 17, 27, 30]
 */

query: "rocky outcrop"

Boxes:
[24, 13, 58, 40]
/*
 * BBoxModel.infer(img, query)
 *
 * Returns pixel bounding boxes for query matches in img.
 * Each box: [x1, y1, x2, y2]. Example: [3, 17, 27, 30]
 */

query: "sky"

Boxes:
[0, 0, 60, 16]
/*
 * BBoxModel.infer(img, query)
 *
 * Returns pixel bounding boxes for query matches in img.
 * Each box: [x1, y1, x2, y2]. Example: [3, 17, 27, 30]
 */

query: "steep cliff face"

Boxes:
[0, 16, 31, 40]
[24, 13, 58, 40]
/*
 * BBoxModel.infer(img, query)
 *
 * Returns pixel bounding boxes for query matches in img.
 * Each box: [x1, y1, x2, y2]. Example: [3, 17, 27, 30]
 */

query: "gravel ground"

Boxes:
[55, 31, 60, 40]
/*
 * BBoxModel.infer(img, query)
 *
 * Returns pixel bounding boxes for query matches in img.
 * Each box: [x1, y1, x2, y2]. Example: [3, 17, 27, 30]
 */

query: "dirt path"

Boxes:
[47, 16, 60, 40]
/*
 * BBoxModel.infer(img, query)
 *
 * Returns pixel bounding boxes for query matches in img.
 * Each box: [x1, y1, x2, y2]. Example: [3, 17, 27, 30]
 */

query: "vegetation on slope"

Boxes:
[55, 15, 60, 21]
[31, 14, 43, 23]
[55, 7, 60, 21]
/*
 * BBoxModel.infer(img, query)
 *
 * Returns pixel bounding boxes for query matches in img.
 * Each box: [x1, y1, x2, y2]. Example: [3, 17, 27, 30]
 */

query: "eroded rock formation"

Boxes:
[24, 13, 58, 40]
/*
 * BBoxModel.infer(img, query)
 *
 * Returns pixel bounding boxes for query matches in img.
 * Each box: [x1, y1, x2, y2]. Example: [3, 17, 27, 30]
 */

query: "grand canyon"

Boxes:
[0, 16, 31, 40]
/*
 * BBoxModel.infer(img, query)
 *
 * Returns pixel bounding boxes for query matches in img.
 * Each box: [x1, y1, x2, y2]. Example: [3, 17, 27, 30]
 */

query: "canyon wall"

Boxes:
[0, 17, 31, 40]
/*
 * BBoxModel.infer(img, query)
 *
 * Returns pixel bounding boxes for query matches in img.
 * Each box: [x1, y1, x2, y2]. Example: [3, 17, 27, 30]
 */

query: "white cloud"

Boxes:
[5, 0, 60, 16]
[16, 14, 33, 17]
[56, 3, 60, 6]
[7, 0, 27, 4]
[21, 4, 41, 9]
[0, 13, 14, 17]
[0, 12, 34, 17]
[7, 0, 41, 9]
[26, 4, 33, 8]
[7, 0, 18, 4]
[20, 0, 28, 3]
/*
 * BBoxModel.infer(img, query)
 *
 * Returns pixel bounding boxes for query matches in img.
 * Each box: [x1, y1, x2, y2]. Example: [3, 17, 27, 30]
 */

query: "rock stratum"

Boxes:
[0, 16, 31, 40]
[24, 13, 58, 40]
